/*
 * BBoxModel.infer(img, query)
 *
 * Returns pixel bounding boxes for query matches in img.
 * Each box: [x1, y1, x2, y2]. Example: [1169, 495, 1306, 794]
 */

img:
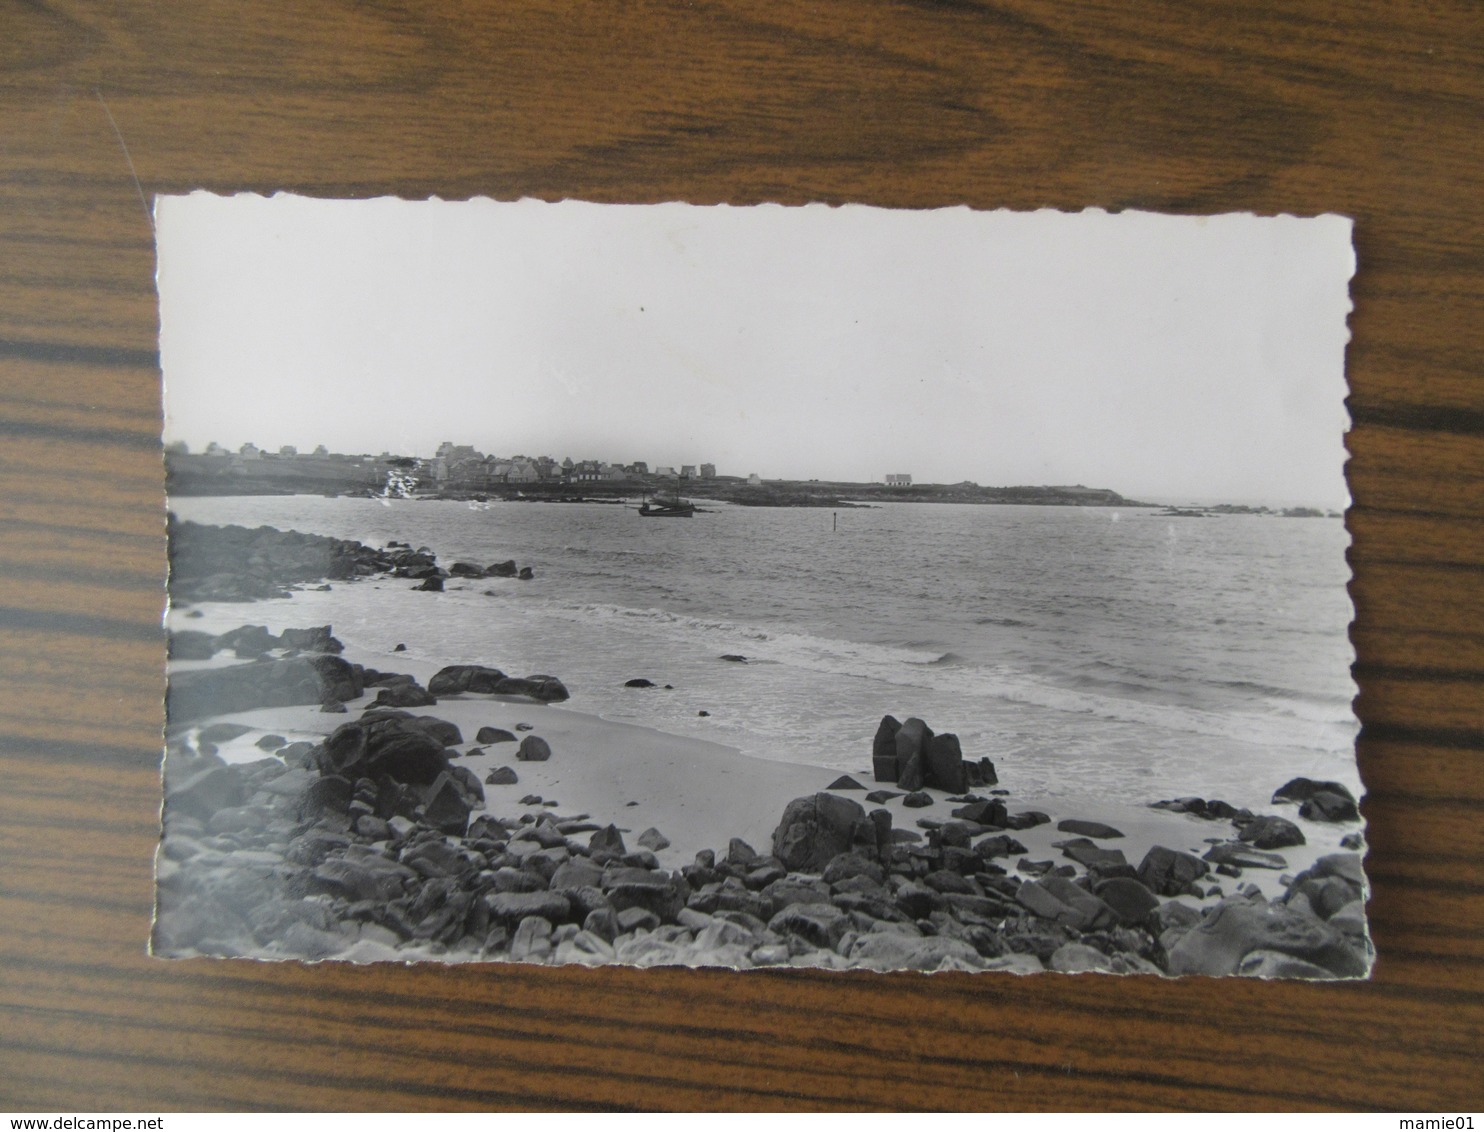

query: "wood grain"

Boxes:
[2, 0, 1481, 1111]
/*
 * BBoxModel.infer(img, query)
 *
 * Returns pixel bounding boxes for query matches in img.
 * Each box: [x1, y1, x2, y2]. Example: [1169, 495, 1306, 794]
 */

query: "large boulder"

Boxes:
[371, 682, 437, 709]
[1273, 778, 1360, 822]
[1236, 815, 1306, 850]
[1166, 897, 1370, 978]
[1310, 852, 1366, 888]
[1272, 777, 1356, 806]
[1137, 846, 1210, 896]
[406, 715, 463, 747]
[771, 792, 871, 872]
[322, 718, 451, 786]
[1092, 877, 1161, 926]
[872, 715, 901, 781]
[516, 735, 552, 762]
[493, 675, 570, 703]
[1015, 876, 1119, 932]
[167, 655, 363, 721]
[422, 771, 473, 835]
[894, 718, 932, 791]
[964, 757, 998, 788]
[1301, 791, 1361, 823]
[428, 665, 508, 695]
[923, 732, 968, 793]
[1058, 840, 1129, 873]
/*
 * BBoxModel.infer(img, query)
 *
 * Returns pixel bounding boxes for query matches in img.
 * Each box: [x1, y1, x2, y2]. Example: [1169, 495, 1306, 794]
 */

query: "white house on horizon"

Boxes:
[885, 473, 912, 486]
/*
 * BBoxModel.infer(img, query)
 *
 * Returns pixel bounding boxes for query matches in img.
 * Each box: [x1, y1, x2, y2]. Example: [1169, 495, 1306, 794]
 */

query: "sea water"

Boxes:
[168, 495, 1359, 810]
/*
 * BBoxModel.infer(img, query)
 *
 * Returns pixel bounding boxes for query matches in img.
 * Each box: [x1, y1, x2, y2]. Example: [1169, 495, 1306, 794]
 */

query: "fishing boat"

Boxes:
[637, 486, 696, 517]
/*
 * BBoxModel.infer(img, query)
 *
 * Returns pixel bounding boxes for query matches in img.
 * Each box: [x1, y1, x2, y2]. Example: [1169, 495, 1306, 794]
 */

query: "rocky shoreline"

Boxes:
[156, 667, 1370, 975]
[158, 521, 1371, 977]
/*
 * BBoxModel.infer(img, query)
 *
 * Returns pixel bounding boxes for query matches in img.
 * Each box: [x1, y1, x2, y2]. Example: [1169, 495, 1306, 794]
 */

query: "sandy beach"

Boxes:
[166, 592, 1358, 903]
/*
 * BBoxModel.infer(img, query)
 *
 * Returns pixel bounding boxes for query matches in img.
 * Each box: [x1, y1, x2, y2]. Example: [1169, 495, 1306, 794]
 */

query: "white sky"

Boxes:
[157, 195, 1354, 507]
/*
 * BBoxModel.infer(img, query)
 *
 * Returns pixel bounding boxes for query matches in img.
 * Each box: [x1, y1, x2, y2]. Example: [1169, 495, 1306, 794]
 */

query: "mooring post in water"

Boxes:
[833, 511, 837, 532]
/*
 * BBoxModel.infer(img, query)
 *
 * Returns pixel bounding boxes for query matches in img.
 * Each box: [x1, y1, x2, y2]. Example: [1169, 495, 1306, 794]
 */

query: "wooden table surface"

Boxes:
[2, 0, 1481, 1112]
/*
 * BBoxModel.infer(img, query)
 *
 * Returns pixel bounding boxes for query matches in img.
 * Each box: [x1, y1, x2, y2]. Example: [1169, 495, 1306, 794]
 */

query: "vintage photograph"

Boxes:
[153, 195, 1366, 977]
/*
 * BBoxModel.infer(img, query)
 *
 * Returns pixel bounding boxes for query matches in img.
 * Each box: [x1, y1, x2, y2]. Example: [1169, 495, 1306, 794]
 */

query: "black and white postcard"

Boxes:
[154, 196, 1367, 977]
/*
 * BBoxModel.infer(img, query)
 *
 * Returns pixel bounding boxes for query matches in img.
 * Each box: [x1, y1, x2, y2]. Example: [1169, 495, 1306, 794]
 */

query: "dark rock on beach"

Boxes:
[924, 732, 968, 794]
[427, 665, 570, 703]
[771, 792, 873, 872]
[868, 713, 994, 791]
[1015, 876, 1118, 932]
[371, 682, 437, 709]
[1272, 777, 1360, 822]
[516, 736, 551, 762]
[1151, 796, 1242, 821]
[1093, 876, 1161, 926]
[167, 518, 407, 604]
[1137, 846, 1210, 897]
[1301, 791, 1361, 823]
[638, 828, 670, 851]
[429, 665, 507, 695]
[954, 798, 1008, 827]
[476, 726, 517, 744]
[168, 655, 363, 721]
[894, 717, 932, 791]
[1056, 819, 1124, 840]
[497, 676, 570, 703]
[872, 715, 901, 781]
[1235, 814, 1306, 850]
[323, 717, 451, 786]
[168, 630, 218, 660]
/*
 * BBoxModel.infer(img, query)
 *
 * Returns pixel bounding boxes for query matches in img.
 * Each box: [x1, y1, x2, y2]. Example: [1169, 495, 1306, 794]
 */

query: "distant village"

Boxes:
[165, 440, 771, 493]
[163, 439, 1334, 515]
